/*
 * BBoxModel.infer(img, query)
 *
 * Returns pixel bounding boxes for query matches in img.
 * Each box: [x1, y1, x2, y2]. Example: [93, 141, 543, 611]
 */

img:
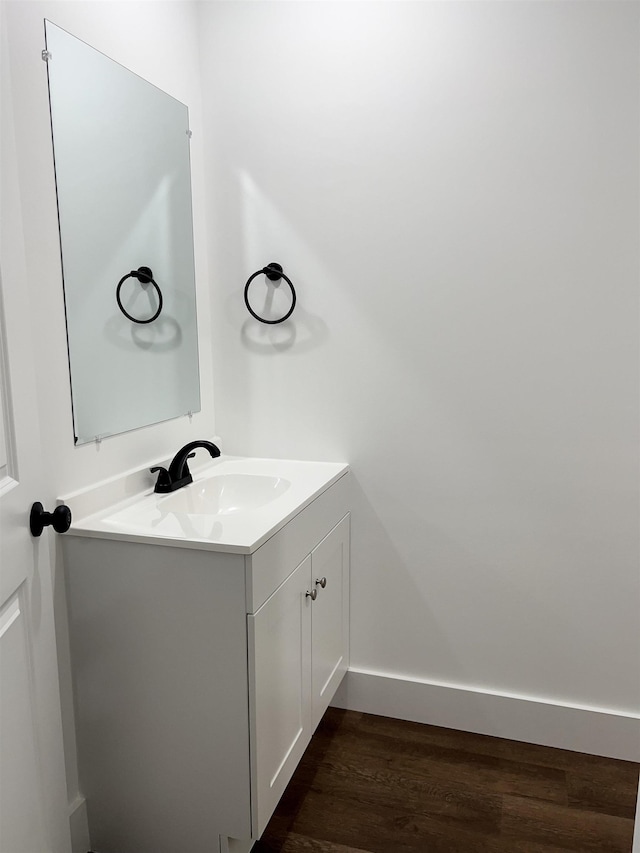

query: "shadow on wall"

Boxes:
[240, 306, 329, 354]
[348, 472, 470, 684]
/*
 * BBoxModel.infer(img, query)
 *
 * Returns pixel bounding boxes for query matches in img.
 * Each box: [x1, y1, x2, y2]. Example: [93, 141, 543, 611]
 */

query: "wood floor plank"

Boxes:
[304, 753, 502, 833]
[289, 788, 501, 853]
[255, 831, 371, 853]
[567, 769, 639, 820]
[258, 708, 639, 853]
[319, 721, 568, 805]
[500, 794, 636, 852]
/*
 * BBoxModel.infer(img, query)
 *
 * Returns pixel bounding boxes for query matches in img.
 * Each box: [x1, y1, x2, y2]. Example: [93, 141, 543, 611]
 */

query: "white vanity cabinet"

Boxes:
[63, 469, 350, 853]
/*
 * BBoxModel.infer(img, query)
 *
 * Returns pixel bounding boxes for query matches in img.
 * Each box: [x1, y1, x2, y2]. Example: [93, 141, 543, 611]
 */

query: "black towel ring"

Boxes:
[116, 266, 163, 324]
[244, 262, 296, 324]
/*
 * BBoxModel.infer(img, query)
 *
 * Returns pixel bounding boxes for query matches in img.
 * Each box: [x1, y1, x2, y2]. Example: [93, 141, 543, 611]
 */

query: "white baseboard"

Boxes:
[331, 668, 640, 762]
[69, 795, 90, 853]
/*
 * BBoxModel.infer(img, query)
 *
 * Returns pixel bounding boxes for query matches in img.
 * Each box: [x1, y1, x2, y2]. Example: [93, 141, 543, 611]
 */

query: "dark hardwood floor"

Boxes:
[255, 708, 639, 853]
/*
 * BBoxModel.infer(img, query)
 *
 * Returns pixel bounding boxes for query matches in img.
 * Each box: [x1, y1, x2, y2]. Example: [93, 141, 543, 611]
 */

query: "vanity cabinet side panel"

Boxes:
[63, 536, 252, 853]
[248, 472, 351, 613]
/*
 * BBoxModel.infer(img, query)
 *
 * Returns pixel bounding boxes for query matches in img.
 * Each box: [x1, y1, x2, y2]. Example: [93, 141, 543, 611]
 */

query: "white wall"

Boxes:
[200, 0, 640, 734]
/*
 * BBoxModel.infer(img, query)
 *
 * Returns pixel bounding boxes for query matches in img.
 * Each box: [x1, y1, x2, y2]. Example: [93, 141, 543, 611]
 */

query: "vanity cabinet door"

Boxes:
[310, 514, 350, 730]
[248, 555, 313, 839]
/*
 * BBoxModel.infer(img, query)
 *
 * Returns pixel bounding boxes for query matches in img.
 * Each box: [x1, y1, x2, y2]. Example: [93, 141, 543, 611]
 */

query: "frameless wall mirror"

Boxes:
[44, 20, 201, 445]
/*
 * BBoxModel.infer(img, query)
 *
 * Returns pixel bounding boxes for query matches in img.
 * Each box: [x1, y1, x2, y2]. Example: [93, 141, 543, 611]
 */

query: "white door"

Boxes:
[0, 7, 71, 853]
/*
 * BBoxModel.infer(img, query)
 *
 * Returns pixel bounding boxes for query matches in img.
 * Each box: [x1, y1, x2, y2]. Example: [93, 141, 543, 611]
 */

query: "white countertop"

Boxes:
[64, 455, 349, 554]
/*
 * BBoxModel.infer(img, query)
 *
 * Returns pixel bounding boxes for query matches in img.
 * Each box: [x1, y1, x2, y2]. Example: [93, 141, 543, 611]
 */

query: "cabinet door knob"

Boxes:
[306, 588, 318, 601]
[315, 577, 327, 589]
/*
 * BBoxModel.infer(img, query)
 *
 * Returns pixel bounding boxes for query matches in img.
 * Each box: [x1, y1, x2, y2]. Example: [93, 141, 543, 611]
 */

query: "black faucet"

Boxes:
[151, 440, 221, 493]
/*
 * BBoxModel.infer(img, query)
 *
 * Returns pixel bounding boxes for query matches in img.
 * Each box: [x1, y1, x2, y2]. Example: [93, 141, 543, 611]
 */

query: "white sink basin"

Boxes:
[158, 474, 291, 516]
[65, 455, 349, 553]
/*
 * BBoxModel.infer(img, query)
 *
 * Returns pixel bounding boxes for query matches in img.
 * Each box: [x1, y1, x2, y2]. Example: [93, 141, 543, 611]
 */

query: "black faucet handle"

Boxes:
[151, 466, 171, 489]
[181, 452, 197, 478]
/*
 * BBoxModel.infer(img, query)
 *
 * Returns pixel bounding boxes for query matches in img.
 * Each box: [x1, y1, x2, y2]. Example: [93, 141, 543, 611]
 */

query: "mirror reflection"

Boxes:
[45, 21, 201, 444]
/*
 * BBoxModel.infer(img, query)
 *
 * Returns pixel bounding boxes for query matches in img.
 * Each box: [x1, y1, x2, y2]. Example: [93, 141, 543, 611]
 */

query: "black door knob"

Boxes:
[29, 502, 72, 537]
